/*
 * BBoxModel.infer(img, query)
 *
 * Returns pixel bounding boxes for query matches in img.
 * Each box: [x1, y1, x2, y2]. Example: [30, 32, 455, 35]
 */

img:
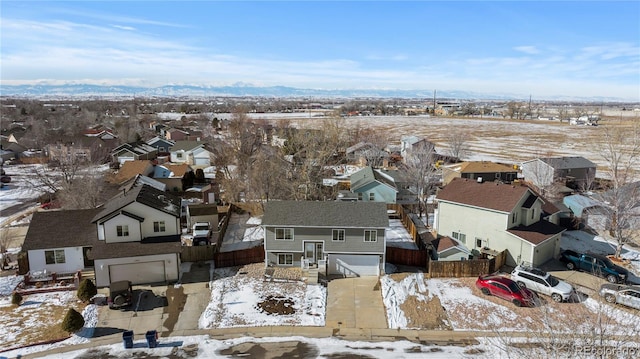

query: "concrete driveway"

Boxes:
[325, 277, 388, 329]
[95, 261, 211, 338]
[540, 259, 608, 296]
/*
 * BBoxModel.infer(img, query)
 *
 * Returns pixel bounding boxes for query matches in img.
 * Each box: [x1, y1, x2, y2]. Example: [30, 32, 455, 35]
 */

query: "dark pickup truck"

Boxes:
[559, 250, 628, 284]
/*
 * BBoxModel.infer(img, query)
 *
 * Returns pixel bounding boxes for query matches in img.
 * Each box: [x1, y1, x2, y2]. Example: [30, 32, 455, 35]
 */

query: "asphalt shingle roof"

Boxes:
[436, 178, 531, 213]
[92, 184, 181, 223]
[507, 221, 565, 245]
[262, 201, 388, 228]
[23, 209, 101, 251]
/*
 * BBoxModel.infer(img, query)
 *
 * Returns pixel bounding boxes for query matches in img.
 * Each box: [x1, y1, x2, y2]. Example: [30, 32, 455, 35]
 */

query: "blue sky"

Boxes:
[1, 1, 639, 100]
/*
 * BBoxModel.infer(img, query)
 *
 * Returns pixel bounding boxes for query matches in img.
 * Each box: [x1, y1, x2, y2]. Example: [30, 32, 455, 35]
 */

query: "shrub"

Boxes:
[11, 291, 22, 306]
[60, 308, 85, 333]
[76, 279, 97, 302]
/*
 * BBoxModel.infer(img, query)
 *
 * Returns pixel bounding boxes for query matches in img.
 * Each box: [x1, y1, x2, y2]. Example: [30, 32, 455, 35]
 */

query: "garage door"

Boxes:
[328, 254, 380, 277]
[109, 261, 166, 285]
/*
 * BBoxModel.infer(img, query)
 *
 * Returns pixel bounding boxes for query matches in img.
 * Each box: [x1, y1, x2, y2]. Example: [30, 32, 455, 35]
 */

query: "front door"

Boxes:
[305, 242, 323, 265]
[83, 247, 94, 268]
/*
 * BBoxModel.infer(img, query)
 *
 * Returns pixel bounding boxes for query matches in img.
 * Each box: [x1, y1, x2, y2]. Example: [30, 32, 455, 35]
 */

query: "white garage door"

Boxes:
[328, 254, 380, 277]
[109, 261, 166, 285]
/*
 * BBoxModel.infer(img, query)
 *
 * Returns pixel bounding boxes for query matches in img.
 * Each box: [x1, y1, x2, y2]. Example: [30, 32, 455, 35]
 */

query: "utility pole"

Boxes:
[528, 94, 532, 120]
[433, 90, 437, 116]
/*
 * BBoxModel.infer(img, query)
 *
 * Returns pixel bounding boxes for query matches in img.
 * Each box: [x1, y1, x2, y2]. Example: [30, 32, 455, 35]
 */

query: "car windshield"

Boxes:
[548, 275, 560, 287]
[507, 281, 522, 293]
[601, 257, 614, 268]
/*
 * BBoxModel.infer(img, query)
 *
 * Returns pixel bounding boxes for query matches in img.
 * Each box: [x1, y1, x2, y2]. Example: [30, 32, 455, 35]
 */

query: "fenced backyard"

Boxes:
[427, 250, 507, 278]
[386, 246, 429, 268]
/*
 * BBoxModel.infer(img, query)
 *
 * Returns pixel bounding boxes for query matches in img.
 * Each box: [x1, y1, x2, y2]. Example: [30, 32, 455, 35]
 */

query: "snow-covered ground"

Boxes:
[198, 266, 325, 328]
[385, 218, 417, 249]
[0, 164, 45, 224]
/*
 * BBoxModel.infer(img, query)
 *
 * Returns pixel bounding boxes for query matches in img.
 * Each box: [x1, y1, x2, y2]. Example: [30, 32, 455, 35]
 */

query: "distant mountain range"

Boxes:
[0, 83, 631, 102]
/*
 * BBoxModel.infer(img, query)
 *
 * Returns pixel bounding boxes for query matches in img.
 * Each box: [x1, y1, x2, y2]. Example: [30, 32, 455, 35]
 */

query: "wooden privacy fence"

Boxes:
[427, 250, 507, 278]
[387, 204, 420, 243]
[386, 246, 429, 268]
[181, 245, 216, 262]
[214, 246, 265, 268]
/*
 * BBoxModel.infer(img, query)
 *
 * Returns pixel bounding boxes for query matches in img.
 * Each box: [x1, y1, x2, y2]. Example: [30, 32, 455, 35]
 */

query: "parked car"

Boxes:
[192, 222, 212, 246]
[560, 250, 628, 283]
[599, 284, 640, 310]
[510, 264, 575, 302]
[108, 280, 133, 309]
[476, 275, 538, 307]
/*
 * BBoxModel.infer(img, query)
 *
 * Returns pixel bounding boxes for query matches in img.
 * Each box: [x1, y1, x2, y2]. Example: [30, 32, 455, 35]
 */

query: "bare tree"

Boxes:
[403, 140, 437, 216]
[593, 124, 640, 258]
[444, 129, 470, 161]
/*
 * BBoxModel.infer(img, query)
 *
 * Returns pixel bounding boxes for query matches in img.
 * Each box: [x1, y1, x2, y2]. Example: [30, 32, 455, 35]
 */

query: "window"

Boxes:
[476, 238, 483, 248]
[275, 228, 294, 241]
[357, 192, 363, 201]
[277, 253, 293, 265]
[452, 231, 466, 244]
[364, 230, 377, 242]
[512, 212, 518, 224]
[332, 229, 345, 241]
[45, 250, 66, 264]
[117, 225, 129, 237]
[153, 221, 166, 233]
[369, 193, 375, 201]
[176, 152, 183, 159]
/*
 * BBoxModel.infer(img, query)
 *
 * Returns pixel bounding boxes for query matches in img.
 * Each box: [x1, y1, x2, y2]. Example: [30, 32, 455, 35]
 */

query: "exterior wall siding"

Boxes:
[436, 201, 508, 250]
[353, 182, 396, 203]
[264, 226, 385, 255]
[27, 247, 85, 274]
[100, 202, 180, 243]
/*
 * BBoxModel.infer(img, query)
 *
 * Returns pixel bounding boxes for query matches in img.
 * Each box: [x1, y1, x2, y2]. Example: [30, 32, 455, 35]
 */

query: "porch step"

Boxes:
[307, 267, 319, 284]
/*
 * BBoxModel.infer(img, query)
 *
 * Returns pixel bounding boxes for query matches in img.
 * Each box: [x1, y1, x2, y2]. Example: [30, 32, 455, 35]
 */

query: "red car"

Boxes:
[476, 275, 538, 307]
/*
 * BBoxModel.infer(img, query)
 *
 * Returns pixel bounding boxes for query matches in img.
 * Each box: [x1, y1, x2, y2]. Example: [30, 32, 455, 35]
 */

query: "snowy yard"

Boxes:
[199, 264, 326, 328]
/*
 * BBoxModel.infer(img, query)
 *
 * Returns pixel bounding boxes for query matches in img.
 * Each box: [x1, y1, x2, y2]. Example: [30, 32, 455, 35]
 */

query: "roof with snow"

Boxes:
[92, 184, 181, 223]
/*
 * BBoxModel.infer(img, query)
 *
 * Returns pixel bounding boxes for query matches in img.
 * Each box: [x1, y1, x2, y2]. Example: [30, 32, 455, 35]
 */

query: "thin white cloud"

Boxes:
[111, 25, 136, 31]
[514, 46, 540, 55]
[1, 15, 638, 99]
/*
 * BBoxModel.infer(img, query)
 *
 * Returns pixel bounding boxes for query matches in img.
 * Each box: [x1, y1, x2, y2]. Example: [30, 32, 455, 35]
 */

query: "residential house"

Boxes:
[165, 128, 190, 141]
[441, 161, 519, 186]
[109, 160, 155, 185]
[153, 163, 192, 192]
[91, 184, 182, 287]
[400, 135, 435, 162]
[521, 156, 596, 191]
[349, 166, 416, 204]
[345, 142, 389, 167]
[111, 142, 158, 165]
[435, 178, 565, 266]
[146, 136, 175, 156]
[22, 209, 101, 275]
[170, 141, 213, 167]
[262, 201, 388, 277]
[0, 137, 27, 162]
[47, 136, 118, 164]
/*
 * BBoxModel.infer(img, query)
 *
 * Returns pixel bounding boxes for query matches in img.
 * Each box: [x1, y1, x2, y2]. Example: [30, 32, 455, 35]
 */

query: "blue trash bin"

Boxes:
[145, 330, 158, 348]
[122, 330, 134, 349]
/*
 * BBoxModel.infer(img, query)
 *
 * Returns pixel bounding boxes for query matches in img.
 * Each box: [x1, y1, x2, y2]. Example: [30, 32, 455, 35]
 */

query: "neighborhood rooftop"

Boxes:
[262, 201, 389, 228]
[436, 177, 533, 213]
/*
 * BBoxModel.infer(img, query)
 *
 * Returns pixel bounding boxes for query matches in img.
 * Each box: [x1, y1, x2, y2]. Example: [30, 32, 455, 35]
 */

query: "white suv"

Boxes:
[511, 264, 575, 302]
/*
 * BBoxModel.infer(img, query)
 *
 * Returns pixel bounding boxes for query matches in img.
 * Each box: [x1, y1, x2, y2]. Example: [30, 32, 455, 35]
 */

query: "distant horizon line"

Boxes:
[1, 83, 638, 103]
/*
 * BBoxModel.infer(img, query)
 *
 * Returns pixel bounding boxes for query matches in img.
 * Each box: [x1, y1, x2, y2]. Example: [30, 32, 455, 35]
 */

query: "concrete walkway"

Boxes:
[325, 277, 388, 329]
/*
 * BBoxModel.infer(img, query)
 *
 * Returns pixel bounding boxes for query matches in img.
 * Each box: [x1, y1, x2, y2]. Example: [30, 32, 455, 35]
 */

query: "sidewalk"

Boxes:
[16, 326, 485, 359]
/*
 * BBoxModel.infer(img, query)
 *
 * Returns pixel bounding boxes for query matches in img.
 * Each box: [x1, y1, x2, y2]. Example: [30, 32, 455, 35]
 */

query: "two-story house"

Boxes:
[111, 142, 158, 165]
[521, 156, 597, 191]
[90, 184, 182, 287]
[262, 201, 388, 277]
[169, 141, 213, 167]
[434, 178, 565, 267]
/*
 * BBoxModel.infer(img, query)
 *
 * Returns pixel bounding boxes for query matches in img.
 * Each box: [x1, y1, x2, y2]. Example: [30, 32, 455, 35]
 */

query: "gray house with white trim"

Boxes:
[262, 201, 388, 277]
